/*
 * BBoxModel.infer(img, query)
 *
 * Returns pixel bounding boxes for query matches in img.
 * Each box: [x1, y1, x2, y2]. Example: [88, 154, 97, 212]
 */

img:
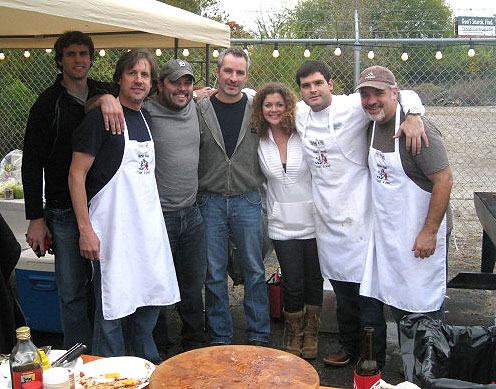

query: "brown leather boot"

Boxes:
[301, 304, 322, 359]
[283, 309, 304, 356]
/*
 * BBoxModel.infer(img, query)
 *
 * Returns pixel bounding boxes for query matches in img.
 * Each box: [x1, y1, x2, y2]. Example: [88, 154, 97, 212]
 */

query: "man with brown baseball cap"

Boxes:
[357, 65, 453, 362]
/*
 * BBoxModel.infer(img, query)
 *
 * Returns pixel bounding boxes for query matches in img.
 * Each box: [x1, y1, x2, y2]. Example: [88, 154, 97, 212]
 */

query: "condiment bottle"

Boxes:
[42, 367, 70, 389]
[22, 381, 43, 389]
[9, 326, 43, 389]
[353, 326, 381, 389]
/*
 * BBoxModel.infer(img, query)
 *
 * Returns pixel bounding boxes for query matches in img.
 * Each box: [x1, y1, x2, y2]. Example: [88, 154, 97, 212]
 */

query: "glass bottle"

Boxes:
[9, 326, 43, 389]
[353, 326, 381, 389]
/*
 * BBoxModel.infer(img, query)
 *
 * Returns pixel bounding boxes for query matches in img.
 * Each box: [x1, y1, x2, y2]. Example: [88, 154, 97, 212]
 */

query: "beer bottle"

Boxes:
[9, 326, 43, 389]
[353, 326, 381, 389]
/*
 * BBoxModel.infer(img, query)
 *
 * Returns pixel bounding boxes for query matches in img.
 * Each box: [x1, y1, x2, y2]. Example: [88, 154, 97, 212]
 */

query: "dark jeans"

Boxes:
[156, 204, 207, 350]
[46, 207, 93, 351]
[329, 280, 387, 368]
[272, 238, 323, 313]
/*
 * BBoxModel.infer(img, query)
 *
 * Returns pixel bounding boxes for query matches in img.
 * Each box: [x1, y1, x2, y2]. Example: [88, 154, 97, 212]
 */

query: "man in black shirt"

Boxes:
[22, 31, 113, 350]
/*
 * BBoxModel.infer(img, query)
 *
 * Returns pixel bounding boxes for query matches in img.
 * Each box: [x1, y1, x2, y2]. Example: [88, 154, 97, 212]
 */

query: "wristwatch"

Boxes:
[407, 107, 421, 116]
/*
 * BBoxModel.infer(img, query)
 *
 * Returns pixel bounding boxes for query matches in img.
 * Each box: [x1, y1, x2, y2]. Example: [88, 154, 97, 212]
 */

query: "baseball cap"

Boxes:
[159, 59, 195, 82]
[356, 66, 396, 91]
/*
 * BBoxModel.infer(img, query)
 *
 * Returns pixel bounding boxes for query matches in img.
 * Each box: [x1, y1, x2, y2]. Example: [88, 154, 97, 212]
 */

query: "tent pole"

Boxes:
[205, 44, 210, 87]
[174, 38, 178, 59]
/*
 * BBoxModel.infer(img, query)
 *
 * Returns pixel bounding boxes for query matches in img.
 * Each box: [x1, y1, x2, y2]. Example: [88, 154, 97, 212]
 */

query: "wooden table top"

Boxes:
[150, 345, 320, 389]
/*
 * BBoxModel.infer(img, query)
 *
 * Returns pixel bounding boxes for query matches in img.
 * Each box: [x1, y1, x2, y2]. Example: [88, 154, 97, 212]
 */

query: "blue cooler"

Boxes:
[15, 250, 62, 333]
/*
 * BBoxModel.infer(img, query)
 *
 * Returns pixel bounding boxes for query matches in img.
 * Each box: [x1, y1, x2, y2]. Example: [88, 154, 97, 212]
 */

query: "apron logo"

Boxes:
[333, 121, 343, 130]
[314, 151, 330, 168]
[138, 158, 151, 174]
[374, 151, 390, 184]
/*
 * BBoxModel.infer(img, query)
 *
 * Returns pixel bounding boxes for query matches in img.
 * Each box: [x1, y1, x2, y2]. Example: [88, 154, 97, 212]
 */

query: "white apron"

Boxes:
[360, 107, 446, 312]
[89, 111, 180, 320]
[301, 107, 371, 282]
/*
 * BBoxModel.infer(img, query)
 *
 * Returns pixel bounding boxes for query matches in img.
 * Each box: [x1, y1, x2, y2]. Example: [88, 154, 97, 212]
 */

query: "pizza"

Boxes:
[76, 372, 145, 389]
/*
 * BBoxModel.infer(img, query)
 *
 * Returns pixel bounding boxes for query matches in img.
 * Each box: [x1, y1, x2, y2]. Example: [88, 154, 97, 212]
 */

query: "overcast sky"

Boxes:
[219, 0, 496, 31]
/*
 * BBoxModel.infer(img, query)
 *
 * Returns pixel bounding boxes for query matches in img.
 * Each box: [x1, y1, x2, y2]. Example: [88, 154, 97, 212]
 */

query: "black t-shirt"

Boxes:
[72, 105, 152, 200]
[210, 93, 247, 159]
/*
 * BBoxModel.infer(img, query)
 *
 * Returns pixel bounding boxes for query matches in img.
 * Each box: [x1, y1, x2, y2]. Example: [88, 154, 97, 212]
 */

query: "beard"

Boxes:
[365, 106, 386, 122]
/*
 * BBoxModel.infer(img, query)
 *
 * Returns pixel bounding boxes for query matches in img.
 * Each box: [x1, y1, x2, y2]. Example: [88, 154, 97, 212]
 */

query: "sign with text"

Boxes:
[456, 16, 496, 37]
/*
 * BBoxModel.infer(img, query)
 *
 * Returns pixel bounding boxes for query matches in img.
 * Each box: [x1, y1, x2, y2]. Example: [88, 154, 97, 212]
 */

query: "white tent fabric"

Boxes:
[0, 0, 230, 49]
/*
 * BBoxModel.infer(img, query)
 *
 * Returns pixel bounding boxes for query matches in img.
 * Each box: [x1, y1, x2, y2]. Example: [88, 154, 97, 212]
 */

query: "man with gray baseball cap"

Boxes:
[145, 58, 207, 352]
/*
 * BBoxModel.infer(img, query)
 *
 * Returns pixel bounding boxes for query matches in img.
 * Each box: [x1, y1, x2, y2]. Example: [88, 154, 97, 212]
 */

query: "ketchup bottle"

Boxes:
[9, 326, 43, 389]
[353, 326, 381, 389]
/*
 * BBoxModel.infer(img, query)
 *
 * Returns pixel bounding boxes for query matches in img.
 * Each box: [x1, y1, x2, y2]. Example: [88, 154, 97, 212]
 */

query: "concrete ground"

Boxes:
[32, 252, 495, 389]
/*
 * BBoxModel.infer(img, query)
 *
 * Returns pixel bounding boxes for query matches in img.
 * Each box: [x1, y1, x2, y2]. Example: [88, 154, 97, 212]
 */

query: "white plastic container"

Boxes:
[43, 367, 70, 389]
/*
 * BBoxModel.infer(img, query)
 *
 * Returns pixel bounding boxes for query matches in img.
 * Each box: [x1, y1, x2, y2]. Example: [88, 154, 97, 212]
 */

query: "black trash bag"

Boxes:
[400, 314, 496, 389]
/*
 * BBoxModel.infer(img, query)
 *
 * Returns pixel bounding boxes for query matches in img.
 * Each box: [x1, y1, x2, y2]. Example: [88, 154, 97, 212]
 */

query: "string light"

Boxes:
[243, 43, 249, 56]
[334, 44, 342, 57]
[468, 40, 475, 58]
[367, 47, 375, 60]
[45, 48, 52, 54]
[0, 51, 5, 60]
[155, 48, 162, 56]
[435, 45, 442, 60]
[303, 43, 311, 58]
[99, 49, 106, 57]
[272, 43, 280, 58]
[401, 46, 408, 61]
[212, 49, 219, 58]
[182, 48, 190, 57]
[23, 50, 30, 58]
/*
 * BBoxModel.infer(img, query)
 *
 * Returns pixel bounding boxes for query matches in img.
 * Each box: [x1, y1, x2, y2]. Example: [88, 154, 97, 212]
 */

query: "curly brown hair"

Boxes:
[252, 83, 298, 139]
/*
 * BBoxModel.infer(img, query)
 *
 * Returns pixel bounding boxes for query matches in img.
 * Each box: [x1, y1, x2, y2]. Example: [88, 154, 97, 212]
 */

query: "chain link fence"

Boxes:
[1, 39, 495, 273]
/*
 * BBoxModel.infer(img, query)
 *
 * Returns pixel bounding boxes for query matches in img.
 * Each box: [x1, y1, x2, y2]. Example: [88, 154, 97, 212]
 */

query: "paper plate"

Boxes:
[77, 356, 155, 388]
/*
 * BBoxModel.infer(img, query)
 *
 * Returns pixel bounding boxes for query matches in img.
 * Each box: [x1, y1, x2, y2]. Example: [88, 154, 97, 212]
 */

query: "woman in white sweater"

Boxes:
[253, 83, 323, 359]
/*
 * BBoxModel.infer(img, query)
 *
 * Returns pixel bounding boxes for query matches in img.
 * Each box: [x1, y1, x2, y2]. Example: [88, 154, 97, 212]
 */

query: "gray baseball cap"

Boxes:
[159, 59, 195, 82]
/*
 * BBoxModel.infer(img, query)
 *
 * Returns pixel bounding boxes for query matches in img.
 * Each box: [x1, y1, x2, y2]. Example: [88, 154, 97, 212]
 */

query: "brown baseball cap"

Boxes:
[356, 66, 396, 91]
[160, 59, 195, 82]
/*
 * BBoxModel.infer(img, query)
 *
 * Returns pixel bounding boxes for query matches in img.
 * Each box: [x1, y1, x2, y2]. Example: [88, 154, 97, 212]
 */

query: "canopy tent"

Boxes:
[0, 0, 230, 49]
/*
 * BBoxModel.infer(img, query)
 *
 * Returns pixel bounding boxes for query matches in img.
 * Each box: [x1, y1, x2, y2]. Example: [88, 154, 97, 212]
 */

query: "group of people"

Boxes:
[22, 30, 452, 367]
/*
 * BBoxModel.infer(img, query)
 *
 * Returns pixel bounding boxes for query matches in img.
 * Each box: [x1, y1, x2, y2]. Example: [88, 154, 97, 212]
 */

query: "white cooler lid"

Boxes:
[16, 248, 55, 272]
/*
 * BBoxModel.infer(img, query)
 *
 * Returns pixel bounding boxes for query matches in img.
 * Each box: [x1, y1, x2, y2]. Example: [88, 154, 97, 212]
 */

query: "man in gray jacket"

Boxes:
[196, 47, 269, 346]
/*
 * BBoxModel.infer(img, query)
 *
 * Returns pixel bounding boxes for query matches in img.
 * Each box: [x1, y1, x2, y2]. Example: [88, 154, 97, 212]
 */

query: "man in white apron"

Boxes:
[294, 61, 426, 368]
[68, 49, 180, 363]
[357, 66, 452, 360]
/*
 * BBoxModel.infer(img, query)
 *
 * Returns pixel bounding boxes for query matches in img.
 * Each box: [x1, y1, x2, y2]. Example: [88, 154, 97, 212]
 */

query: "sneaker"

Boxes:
[323, 350, 353, 366]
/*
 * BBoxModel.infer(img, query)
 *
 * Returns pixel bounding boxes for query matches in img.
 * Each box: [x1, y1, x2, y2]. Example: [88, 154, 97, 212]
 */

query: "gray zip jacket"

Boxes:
[197, 93, 264, 195]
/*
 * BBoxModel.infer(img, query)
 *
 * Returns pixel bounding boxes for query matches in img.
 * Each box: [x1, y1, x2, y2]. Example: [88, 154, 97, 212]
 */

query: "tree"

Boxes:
[259, 0, 453, 39]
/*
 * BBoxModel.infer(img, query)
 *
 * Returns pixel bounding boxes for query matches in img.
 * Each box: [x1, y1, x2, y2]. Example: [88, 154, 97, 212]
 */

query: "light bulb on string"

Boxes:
[468, 40, 475, 58]
[303, 43, 311, 58]
[212, 49, 219, 58]
[99, 49, 106, 57]
[435, 46, 442, 60]
[243, 43, 249, 56]
[334, 45, 342, 57]
[401, 46, 408, 61]
[23, 50, 30, 58]
[0, 51, 5, 60]
[182, 48, 190, 57]
[45, 48, 52, 54]
[155, 48, 162, 56]
[367, 47, 375, 60]
[272, 43, 279, 58]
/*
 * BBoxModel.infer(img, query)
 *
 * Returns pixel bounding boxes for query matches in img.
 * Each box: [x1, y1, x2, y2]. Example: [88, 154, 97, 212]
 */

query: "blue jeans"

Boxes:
[159, 204, 207, 349]
[272, 238, 323, 312]
[330, 280, 387, 368]
[197, 190, 270, 344]
[92, 261, 161, 364]
[45, 207, 93, 350]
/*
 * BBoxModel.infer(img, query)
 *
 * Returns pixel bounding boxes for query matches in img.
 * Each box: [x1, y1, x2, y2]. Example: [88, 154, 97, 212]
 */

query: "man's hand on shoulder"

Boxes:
[395, 114, 429, 155]
[26, 218, 52, 256]
[87, 94, 124, 134]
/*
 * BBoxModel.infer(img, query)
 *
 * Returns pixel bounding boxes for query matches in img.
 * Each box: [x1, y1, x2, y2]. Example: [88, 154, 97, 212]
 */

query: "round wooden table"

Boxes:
[149, 345, 320, 388]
